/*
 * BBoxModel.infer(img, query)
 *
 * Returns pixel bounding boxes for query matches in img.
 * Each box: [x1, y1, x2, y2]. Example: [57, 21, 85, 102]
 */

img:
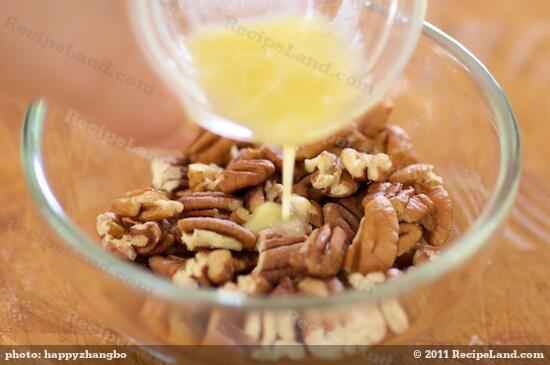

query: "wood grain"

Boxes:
[0, 0, 548, 355]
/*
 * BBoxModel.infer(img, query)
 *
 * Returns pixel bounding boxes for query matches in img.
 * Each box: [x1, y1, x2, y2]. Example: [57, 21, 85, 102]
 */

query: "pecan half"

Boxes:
[375, 125, 417, 169]
[304, 151, 358, 198]
[340, 148, 392, 182]
[187, 163, 224, 192]
[290, 224, 347, 278]
[296, 126, 354, 160]
[149, 255, 186, 277]
[322, 203, 360, 242]
[186, 130, 234, 166]
[178, 217, 256, 251]
[344, 196, 399, 274]
[397, 223, 422, 256]
[253, 232, 306, 285]
[389, 163, 443, 190]
[151, 156, 188, 194]
[363, 182, 434, 223]
[259, 145, 284, 172]
[220, 159, 276, 194]
[355, 100, 394, 138]
[178, 191, 242, 220]
[423, 185, 453, 246]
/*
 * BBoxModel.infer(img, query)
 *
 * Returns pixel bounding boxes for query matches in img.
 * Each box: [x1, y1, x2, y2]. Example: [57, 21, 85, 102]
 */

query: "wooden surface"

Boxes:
[0, 0, 549, 353]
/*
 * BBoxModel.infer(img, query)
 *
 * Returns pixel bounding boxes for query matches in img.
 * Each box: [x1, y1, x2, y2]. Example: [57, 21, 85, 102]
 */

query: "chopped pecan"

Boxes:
[297, 277, 345, 297]
[96, 212, 125, 239]
[375, 125, 417, 169]
[304, 151, 358, 198]
[253, 232, 306, 285]
[186, 130, 234, 166]
[127, 221, 162, 248]
[202, 310, 258, 345]
[98, 219, 164, 261]
[220, 159, 276, 194]
[344, 196, 399, 274]
[111, 189, 183, 221]
[178, 217, 256, 251]
[355, 100, 394, 138]
[234, 274, 273, 296]
[299, 277, 387, 346]
[347, 271, 386, 291]
[423, 185, 453, 246]
[202, 249, 239, 285]
[413, 244, 440, 266]
[187, 163, 224, 192]
[322, 203, 360, 242]
[100, 235, 137, 261]
[151, 156, 188, 194]
[340, 148, 392, 182]
[380, 299, 409, 335]
[137, 219, 177, 256]
[244, 310, 302, 350]
[138, 199, 185, 221]
[304, 304, 387, 346]
[290, 224, 347, 278]
[389, 163, 443, 190]
[171, 249, 251, 287]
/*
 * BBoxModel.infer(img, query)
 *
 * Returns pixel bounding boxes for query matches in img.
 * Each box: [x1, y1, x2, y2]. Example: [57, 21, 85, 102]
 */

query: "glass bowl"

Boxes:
[21, 23, 520, 363]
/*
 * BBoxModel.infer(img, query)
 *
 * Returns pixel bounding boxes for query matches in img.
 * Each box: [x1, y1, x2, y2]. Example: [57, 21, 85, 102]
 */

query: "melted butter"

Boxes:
[181, 229, 242, 251]
[245, 195, 313, 236]
[243, 202, 283, 234]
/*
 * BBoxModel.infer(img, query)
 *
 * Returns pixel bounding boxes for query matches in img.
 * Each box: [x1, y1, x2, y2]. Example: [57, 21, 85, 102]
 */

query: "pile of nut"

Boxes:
[95, 100, 452, 297]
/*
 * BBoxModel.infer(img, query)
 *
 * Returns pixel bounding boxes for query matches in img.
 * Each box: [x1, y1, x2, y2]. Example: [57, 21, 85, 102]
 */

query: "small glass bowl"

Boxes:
[21, 23, 520, 363]
[131, 0, 427, 144]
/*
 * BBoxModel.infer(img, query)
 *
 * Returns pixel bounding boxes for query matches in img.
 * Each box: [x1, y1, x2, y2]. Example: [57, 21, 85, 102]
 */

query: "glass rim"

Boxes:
[21, 23, 521, 310]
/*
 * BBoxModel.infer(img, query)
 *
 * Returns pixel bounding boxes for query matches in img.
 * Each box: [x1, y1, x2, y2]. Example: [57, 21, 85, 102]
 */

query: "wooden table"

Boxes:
[0, 0, 548, 354]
